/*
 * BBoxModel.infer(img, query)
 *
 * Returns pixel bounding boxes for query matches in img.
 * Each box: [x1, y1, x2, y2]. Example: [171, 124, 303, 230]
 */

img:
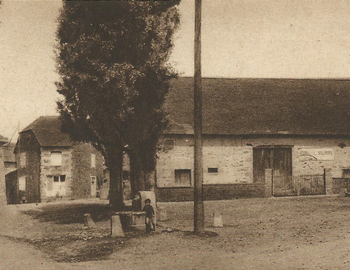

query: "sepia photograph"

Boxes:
[1, 0, 350, 269]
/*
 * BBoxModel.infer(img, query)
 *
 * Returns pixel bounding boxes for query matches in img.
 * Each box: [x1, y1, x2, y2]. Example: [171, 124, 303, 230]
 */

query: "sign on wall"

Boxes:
[298, 148, 334, 161]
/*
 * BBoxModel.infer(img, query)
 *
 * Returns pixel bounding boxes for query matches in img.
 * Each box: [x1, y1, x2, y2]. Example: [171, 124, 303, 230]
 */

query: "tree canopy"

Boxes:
[56, 0, 180, 209]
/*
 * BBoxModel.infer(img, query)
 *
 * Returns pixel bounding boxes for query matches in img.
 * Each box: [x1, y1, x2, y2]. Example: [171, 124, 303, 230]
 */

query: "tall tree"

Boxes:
[55, 0, 180, 210]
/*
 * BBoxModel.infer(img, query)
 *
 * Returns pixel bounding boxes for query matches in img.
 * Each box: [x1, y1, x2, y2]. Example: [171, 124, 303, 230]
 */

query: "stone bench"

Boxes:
[114, 211, 146, 230]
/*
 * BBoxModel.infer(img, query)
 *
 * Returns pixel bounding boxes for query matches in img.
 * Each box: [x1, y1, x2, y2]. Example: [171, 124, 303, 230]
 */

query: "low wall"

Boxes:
[155, 183, 266, 202]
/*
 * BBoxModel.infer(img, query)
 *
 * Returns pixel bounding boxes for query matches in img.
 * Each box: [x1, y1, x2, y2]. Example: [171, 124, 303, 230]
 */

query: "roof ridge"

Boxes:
[19, 116, 72, 147]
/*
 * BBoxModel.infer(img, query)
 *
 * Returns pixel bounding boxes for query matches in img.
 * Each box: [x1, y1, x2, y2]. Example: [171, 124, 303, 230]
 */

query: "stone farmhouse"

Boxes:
[154, 77, 350, 201]
[7, 116, 104, 204]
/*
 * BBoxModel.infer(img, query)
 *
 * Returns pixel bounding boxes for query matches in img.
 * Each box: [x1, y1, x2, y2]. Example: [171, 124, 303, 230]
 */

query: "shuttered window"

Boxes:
[175, 169, 191, 187]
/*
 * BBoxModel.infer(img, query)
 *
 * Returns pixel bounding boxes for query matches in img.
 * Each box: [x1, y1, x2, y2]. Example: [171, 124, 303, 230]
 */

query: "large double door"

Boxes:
[253, 147, 295, 196]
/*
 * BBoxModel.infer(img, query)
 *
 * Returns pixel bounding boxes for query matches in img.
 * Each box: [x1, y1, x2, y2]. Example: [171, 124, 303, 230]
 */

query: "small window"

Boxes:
[20, 153, 26, 167]
[163, 139, 175, 151]
[208, 168, 219, 174]
[60, 175, 66, 182]
[51, 151, 62, 166]
[54, 175, 65, 182]
[91, 154, 96, 168]
[91, 176, 96, 182]
[175, 169, 191, 187]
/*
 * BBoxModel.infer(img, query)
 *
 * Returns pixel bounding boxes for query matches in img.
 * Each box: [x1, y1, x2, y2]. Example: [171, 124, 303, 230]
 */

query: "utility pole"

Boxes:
[194, 0, 204, 234]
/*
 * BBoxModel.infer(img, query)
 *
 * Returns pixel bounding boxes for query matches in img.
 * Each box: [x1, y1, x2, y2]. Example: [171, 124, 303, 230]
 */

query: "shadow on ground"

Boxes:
[18, 203, 145, 262]
[21, 203, 130, 224]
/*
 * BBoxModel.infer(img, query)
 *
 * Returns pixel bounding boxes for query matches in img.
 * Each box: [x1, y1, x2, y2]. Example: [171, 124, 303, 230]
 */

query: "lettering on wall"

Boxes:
[298, 148, 334, 161]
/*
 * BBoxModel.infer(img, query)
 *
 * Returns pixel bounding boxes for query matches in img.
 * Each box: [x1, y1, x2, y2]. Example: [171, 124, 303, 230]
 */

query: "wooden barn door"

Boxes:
[253, 147, 295, 196]
[272, 148, 295, 196]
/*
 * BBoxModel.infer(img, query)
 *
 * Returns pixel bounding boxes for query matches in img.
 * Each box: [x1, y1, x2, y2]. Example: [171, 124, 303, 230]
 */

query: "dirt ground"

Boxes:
[2, 196, 350, 269]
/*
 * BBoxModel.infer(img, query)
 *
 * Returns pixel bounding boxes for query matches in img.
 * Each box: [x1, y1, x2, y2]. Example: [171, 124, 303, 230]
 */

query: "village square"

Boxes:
[2, 0, 350, 269]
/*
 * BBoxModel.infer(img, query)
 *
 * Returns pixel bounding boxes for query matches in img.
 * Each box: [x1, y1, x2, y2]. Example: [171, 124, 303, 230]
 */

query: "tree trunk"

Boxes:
[108, 148, 124, 211]
[129, 152, 138, 197]
[130, 152, 145, 195]
[129, 150, 157, 196]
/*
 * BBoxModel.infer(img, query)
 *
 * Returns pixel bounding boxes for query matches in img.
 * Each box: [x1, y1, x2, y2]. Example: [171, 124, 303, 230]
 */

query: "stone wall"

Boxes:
[71, 143, 104, 199]
[40, 147, 72, 200]
[40, 143, 104, 201]
[156, 135, 350, 200]
[156, 183, 266, 202]
[17, 131, 41, 203]
[157, 136, 253, 187]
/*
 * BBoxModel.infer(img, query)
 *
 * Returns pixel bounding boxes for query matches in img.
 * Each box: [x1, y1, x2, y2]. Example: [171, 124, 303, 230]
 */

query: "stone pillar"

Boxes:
[264, 169, 273, 197]
[325, 168, 333, 195]
[111, 215, 125, 237]
[83, 213, 96, 229]
[213, 212, 223, 228]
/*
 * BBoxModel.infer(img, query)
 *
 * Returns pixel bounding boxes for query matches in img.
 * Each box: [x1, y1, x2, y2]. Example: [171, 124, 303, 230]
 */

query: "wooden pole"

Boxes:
[194, 0, 204, 234]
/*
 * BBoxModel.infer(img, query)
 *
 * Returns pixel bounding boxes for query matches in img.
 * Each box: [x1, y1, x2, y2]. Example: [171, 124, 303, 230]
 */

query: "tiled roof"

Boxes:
[164, 77, 350, 136]
[21, 116, 73, 147]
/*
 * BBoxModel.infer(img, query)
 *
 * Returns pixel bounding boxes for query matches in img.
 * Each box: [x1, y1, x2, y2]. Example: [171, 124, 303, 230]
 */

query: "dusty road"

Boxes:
[0, 236, 66, 270]
[1, 196, 350, 269]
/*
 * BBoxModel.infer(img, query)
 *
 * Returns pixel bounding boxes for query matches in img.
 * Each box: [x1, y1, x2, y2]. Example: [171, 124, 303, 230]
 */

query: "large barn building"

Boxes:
[154, 77, 350, 201]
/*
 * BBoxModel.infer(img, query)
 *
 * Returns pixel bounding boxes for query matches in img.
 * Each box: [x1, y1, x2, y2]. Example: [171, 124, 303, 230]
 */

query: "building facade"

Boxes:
[154, 77, 350, 201]
[10, 116, 104, 203]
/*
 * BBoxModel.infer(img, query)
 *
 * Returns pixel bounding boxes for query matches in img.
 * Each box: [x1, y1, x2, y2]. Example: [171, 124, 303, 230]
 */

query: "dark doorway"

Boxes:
[253, 146, 295, 196]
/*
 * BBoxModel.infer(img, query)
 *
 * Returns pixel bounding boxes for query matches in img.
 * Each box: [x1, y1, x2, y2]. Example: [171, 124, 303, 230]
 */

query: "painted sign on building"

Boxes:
[298, 148, 334, 161]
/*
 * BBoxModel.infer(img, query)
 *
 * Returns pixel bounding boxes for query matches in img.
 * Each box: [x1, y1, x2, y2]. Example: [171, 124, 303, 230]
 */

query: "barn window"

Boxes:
[208, 168, 219, 174]
[175, 169, 191, 187]
[51, 151, 62, 166]
[163, 139, 175, 150]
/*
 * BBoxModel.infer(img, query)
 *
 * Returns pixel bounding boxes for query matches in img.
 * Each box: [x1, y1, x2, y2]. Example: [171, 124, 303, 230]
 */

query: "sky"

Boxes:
[1, 0, 350, 140]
